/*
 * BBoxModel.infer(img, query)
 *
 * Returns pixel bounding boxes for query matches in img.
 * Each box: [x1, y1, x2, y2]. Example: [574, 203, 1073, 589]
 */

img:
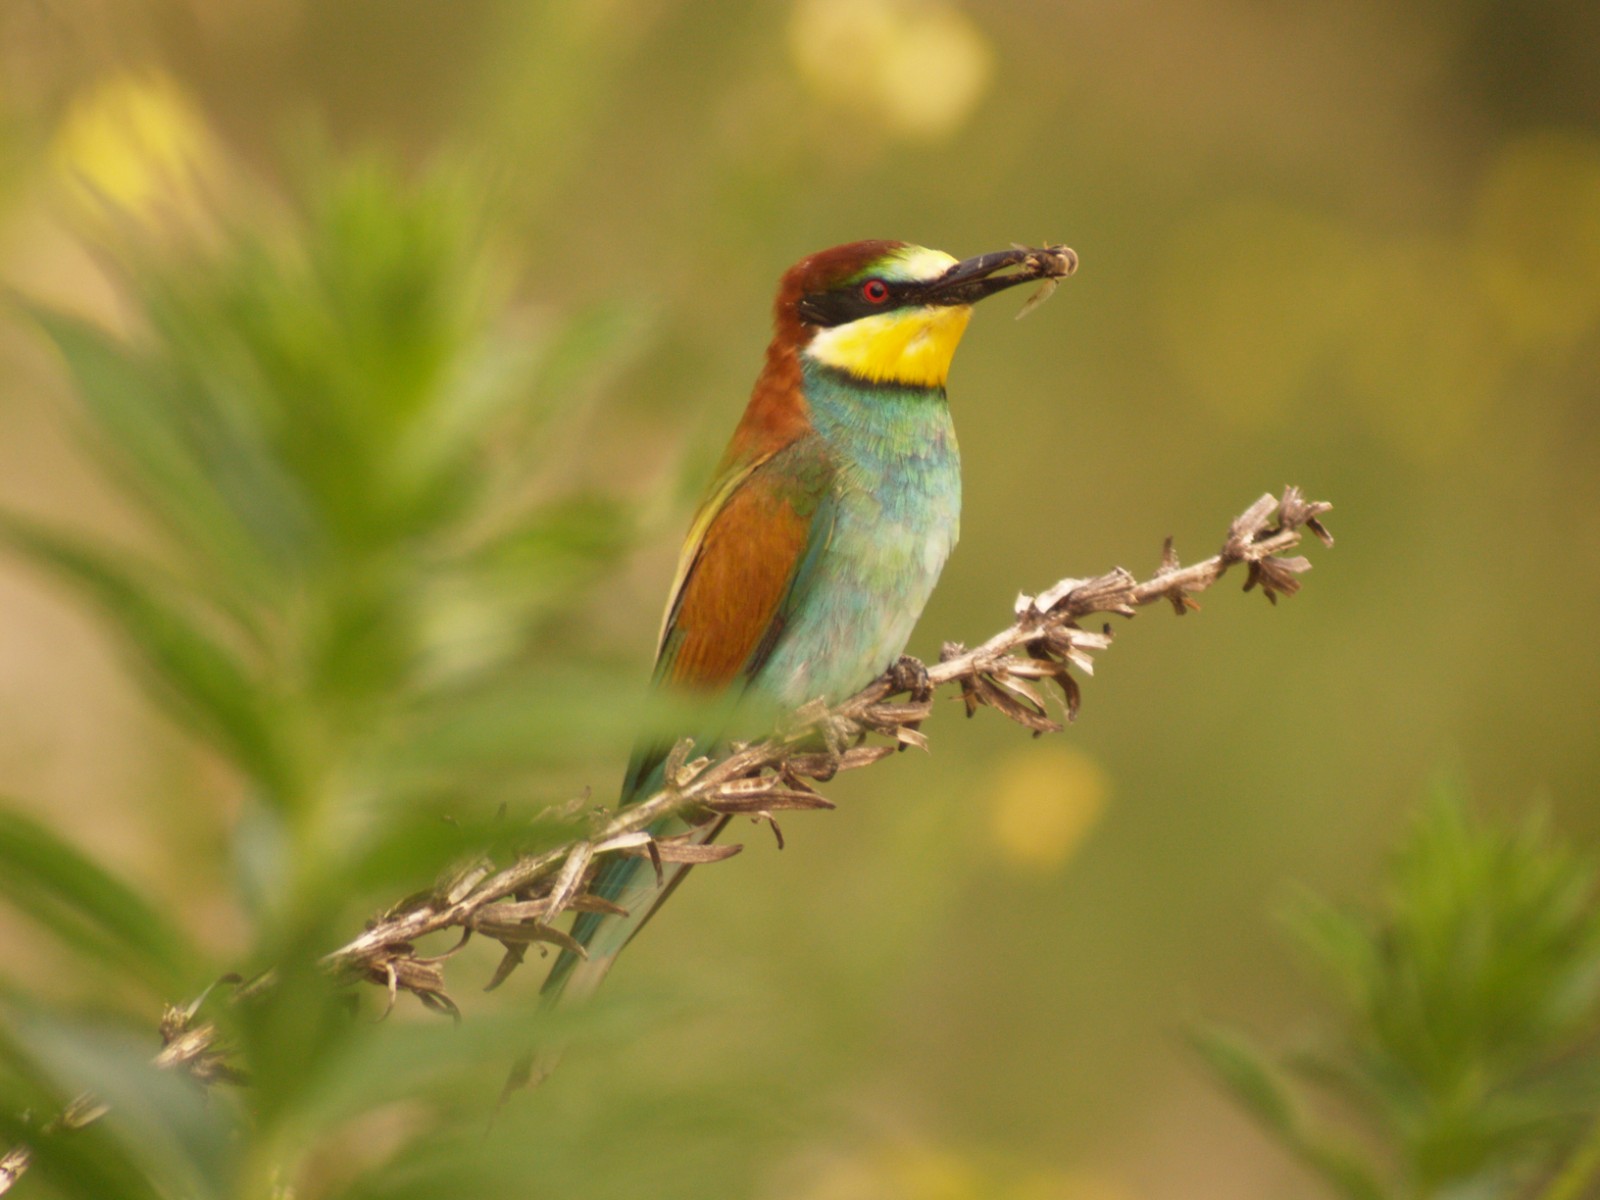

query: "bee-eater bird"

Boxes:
[540, 240, 1074, 1010]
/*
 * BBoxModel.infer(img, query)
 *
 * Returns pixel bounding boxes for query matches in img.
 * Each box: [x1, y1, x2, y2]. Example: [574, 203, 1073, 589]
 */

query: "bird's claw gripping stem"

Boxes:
[888, 654, 933, 702]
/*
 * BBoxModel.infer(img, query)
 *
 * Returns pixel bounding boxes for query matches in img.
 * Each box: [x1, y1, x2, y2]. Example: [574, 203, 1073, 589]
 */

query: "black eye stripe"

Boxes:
[797, 280, 915, 327]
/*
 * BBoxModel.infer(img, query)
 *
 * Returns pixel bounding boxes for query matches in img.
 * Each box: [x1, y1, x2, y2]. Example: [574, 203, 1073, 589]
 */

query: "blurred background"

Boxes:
[1, 1, 1598, 1198]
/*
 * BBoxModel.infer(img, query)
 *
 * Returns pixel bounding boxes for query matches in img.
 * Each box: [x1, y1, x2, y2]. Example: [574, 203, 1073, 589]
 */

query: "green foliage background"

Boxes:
[0, 2, 1597, 1198]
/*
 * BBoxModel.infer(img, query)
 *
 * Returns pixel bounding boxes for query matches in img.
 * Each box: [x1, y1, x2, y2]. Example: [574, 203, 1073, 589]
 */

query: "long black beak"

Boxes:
[919, 244, 1078, 307]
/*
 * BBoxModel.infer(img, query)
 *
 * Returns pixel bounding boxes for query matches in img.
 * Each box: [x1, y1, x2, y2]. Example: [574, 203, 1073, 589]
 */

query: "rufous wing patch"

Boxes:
[658, 456, 827, 690]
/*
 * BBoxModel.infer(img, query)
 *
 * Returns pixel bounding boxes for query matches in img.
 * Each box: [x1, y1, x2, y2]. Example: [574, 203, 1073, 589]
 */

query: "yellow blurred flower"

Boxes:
[50, 69, 218, 218]
[987, 745, 1108, 873]
[788, 0, 993, 141]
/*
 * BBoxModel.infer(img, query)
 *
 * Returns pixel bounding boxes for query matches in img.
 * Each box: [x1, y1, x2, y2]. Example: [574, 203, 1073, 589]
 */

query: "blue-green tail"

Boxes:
[538, 750, 726, 1009]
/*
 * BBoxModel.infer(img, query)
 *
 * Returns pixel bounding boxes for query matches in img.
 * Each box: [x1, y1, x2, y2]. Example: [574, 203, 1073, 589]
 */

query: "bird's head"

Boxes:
[774, 240, 1074, 389]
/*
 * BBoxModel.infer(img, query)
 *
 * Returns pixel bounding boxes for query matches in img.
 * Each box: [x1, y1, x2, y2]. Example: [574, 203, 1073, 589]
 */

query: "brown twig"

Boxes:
[325, 486, 1333, 1012]
[0, 1149, 31, 1196]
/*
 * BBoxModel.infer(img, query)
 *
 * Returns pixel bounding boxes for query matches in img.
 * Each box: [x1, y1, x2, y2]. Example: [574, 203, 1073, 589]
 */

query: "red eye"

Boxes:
[861, 278, 890, 304]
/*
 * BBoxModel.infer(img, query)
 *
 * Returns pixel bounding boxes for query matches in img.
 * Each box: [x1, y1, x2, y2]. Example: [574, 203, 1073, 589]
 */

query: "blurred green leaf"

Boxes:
[472, 494, 634, 590]
[1200, 791, 1600, 1199]
[1, 1006, 237, 1200]
[521, 299, 651, 416]
[0, 1110, 167, 1200]
[0, 513, 295, 803]
[402, 299, 649, 506]
[0, 804, 199, 998]
[1191, 1024, 1299, 1138]
[1190, 1025, 1389, 1200]
[29, 307, 283, 603]
[0, 141, 713, 1198]
[388, 665, 641, 777]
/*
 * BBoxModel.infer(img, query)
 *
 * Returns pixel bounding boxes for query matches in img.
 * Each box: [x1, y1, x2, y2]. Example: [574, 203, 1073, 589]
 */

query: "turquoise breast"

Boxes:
[757, 363, 962, 708]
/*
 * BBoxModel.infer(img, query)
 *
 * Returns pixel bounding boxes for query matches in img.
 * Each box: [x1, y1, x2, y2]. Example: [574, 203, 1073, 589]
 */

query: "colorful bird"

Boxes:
[540, 240, 1074, 1010]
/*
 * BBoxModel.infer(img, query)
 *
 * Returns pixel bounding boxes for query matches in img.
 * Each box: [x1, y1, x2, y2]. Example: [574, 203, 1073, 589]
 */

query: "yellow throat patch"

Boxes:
[804, 303, 974, 388]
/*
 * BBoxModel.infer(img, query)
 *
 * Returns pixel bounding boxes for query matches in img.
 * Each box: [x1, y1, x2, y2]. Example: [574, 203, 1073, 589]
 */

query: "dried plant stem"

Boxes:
[0, 486, 1333, 1195]
[0, 1149, 29, 1195]
[328, 486, 1333, 1011]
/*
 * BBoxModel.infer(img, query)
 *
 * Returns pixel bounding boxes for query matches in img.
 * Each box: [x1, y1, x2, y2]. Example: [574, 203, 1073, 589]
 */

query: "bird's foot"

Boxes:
[888, 654, 933, 702]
